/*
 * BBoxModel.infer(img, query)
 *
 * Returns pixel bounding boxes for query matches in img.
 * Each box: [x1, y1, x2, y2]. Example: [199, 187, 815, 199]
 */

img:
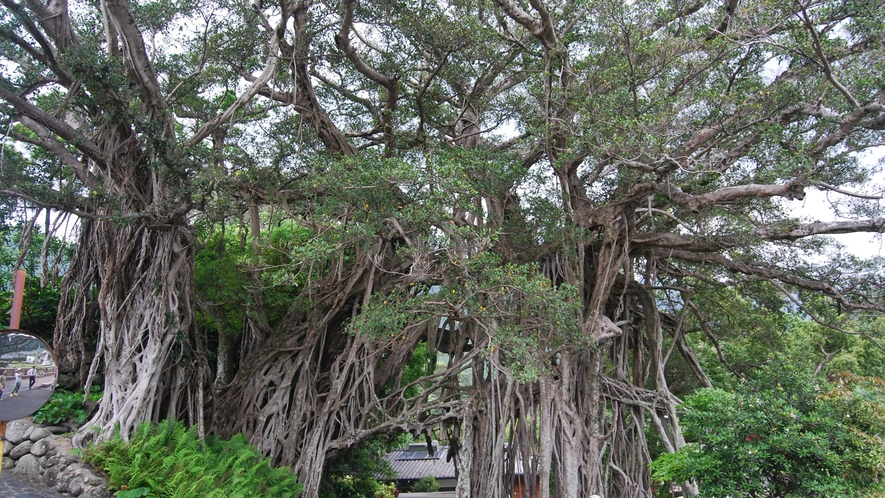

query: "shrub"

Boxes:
[411, 475, 440, 492]
[376, 483, 397, 498]
[32, 390, 88, 425]
[86, 384, 103, 402]
[319, 434, 402, 498]
[85, 419, 303, 497]
[651, 362, 885, 497]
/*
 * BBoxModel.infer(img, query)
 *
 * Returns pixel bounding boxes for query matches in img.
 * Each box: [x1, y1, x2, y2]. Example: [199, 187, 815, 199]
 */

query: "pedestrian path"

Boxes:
[0, 471, 67, 497]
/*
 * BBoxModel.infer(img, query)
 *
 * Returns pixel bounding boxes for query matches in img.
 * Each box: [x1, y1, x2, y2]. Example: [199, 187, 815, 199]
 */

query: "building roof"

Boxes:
[399, 494, 457, 498]
[384, 442, 533, 482]
[384, 443, 456, 480]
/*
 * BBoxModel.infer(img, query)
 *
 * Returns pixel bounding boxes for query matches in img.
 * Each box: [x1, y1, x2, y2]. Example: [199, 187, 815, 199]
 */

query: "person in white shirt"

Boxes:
[27, 366, 36, 390]
[11, 369, 22, 396]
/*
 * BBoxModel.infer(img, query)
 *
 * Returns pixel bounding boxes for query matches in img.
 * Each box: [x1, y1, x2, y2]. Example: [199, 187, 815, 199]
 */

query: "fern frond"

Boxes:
[85, 420, 302, 497]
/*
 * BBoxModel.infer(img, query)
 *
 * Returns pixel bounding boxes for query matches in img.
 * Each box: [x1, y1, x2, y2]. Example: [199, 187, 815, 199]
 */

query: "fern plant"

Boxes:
[85, 420, 303, 497]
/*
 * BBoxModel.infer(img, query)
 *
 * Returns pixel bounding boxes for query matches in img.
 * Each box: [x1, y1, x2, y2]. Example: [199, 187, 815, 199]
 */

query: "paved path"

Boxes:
[0, 471, 67, 497]
[0, 384, 55, 422]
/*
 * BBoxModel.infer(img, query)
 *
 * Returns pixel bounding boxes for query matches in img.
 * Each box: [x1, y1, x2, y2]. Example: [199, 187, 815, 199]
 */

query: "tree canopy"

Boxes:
[2, 0, 885, 495]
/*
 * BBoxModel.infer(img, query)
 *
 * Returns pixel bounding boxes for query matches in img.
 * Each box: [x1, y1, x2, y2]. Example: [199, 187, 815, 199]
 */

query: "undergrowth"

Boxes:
[32, 387, 101, 425]
[85, 419, 303, 497]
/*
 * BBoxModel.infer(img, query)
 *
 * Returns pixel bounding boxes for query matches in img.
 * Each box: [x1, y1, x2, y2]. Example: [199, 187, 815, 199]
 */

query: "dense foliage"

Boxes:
[318, 435, 401, 498]
[32, 387, 103, 425]
[32, 390, 87, 426]
[411, 475, 442, 493]
[85, 420, 303, 498]
[651, 362, 885, 497]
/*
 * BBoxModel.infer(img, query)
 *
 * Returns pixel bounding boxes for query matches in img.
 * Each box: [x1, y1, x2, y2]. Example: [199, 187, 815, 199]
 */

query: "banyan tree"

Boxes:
[2, 0, 885, 495]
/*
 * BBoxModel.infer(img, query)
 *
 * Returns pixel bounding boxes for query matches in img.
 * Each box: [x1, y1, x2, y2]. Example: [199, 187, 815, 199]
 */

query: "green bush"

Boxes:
[651, 362, 885, 497]
[319, 434, 402, 498]
[32, 390, 88, 425]
[411, 475, 440, 492]
[85, 419, 303, 497]
[86, 385, 104, 403]
[376, 483, 397, 498]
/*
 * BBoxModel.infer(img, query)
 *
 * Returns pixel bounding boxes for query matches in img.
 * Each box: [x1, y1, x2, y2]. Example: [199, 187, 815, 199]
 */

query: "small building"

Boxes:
[384, 442, 541, 497]
[384, 442, 457, 491]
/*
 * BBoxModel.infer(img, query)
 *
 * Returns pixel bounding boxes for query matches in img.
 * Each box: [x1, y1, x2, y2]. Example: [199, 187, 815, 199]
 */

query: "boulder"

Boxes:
[5, 418, 33, 444]
[82, 469, 107, 486]
[31, 439, 50, 457]
[82, 485, 114, 498]
[41, 460, 65, 490]
[48, 436, 75, 456]
[66, 475, 84, 497]
[0, 419, 112, 498]
[14, 453, 42, 480]
[55, 373, 79, 391]
[29, 427, 53, 441]
[10, 440, 33, 459]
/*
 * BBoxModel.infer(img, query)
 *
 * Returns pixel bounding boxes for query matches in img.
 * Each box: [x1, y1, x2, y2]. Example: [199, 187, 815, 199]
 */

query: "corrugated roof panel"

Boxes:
[384, 444, 532, 480]
[384, 446, 456, 480]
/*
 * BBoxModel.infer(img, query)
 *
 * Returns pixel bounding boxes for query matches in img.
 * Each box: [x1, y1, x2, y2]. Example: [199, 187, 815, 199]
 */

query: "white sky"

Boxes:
[789, 147, 885, 259]
[792, 189, 884, 258]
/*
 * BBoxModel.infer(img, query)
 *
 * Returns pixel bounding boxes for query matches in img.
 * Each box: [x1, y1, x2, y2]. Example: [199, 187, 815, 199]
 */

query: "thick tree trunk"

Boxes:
[72, 221, 207, 445]
[548, 350, 607, 498]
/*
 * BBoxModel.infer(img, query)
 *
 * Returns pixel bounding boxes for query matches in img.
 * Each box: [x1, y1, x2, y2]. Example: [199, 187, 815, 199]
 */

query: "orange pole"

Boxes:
[0, 421, 5, 477]
[3, 270, 24, 479]
[10, 270, 25, 329]
[4, 271, 26, 480]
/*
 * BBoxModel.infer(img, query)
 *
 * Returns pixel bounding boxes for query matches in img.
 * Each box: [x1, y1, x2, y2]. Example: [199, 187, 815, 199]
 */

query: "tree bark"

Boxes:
[74, 221, 207, 445]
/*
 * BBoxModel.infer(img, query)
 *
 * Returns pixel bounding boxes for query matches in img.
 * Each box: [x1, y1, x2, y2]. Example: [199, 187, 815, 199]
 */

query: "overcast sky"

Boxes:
[791, 147, 884, 259]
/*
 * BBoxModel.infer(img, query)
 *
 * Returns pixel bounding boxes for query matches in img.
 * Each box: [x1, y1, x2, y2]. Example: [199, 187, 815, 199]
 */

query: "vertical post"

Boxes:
[4, 271, 24, 477]
[0, 421, 6, 477]
[10, 270, 25, 329]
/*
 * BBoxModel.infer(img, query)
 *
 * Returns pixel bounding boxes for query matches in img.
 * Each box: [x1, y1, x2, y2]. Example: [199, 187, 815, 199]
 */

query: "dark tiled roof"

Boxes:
[384, 443, 456, 480]
[384, 442, 533, 481]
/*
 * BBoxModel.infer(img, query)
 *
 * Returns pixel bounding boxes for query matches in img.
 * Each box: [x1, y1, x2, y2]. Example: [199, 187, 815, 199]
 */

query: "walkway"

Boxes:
[0, 471, 67, 497]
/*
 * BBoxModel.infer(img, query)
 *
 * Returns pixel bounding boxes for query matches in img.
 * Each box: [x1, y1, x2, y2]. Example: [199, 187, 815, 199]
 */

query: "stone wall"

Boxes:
[2, 418, 112, 497]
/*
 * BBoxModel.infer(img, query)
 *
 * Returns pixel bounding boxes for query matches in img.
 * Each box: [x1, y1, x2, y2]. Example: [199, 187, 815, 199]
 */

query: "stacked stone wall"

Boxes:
[2, 418, 111, 497]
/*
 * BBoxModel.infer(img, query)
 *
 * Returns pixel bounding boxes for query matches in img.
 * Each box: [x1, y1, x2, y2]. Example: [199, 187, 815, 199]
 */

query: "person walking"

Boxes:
[27, 365, 36, 390]
[11, 369, 22, 396]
